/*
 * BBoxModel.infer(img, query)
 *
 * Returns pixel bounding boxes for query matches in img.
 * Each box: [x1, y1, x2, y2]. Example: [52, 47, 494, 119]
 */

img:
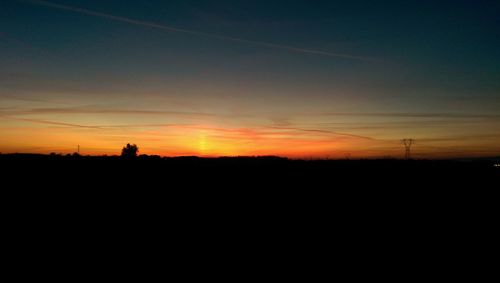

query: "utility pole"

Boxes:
[401, 139, 414, 160]
[78, 144, 80, 154]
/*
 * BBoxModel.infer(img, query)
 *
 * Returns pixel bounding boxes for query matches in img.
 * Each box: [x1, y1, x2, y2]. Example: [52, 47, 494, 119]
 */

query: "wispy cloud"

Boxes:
[5, 116, 105, 129]
[0, 94, 70, 105]
[266, 126, 376, 140]
[1, 114, 194, 129]
[0, 105, 265, 123]
[416, 133, 500, 143]
[2, 115, 376, 141]
[312, 112, 500, 119]
[1, 106, 220, 117]
[21, 0, 366, 60]
[296, 119, 498, 130]
[6, 106, 500, 120]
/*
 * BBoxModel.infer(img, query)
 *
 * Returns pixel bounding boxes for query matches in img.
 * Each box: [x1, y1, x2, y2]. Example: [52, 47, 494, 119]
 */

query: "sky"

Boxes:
[1, 0, 499, 158]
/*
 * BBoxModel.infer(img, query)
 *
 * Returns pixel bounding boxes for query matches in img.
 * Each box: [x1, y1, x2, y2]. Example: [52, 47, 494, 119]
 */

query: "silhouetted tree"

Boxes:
[121, 143, 139, 158]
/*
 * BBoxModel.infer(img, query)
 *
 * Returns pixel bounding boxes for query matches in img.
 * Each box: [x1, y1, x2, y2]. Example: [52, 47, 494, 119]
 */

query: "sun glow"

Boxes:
[198, 130, 208, 154]
[1, 114, 499, 159]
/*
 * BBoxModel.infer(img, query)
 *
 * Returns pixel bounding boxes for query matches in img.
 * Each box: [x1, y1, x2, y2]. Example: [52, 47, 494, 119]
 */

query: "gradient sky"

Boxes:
[1, 0, 499, 158]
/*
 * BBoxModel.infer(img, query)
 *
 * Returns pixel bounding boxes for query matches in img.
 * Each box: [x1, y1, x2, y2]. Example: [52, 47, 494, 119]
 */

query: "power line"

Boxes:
[402, 139, 414, 160]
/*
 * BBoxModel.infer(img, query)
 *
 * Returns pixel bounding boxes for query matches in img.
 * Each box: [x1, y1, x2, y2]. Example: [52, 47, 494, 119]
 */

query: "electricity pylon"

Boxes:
[401, 139, 414, 160]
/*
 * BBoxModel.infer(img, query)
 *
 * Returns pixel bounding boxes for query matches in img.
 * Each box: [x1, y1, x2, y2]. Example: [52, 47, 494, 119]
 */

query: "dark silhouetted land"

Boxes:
[2, 153, 497, 189]
[3, 153, 496, 256]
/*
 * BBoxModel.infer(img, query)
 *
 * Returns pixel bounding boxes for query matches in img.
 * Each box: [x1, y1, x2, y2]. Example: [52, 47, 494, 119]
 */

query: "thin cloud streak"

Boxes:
[2, 115, 377, 141]
[266, 126, 376, 140]
[22, 0, 366, 60]
[1, 115, 192, 129]
[5, 116, 105, 129]
[1, 106, 220, 118]
[0, 95, 71, 105]
[417, 133, 500, 143]
[312, 112, 500, 119]
[5, 106, 500, 120]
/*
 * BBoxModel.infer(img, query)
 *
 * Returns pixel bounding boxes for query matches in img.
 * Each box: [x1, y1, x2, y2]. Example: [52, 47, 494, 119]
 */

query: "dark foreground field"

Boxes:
[2, 153, 496, 263]
[1, 153, 498, 187]
[3, 153, 497, 225]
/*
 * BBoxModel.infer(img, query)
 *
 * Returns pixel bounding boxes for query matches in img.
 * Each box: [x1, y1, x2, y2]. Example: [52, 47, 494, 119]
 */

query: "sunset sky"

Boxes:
[1, 0, 499, 158]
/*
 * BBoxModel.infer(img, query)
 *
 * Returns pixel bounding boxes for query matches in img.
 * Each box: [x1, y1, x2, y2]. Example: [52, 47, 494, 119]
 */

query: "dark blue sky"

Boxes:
[2, 0, 499, 95]
[1, 0, 499, 157]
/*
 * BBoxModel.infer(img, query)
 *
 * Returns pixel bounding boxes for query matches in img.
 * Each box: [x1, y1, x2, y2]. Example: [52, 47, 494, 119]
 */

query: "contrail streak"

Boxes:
[2, 116, 105, 129]
[22, 0, 366, 60]
[266, 126, 376, 140]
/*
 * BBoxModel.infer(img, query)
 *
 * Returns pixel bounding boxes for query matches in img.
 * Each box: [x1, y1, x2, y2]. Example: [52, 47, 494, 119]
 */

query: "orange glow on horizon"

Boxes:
[2, 1, 499, 160]
[1, 118, 498, 159]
